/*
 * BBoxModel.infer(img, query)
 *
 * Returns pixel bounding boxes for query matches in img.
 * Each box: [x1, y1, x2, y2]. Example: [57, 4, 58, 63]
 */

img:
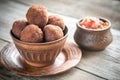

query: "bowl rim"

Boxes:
[10, 26, 68, 45]
[76, 17, 111, 31]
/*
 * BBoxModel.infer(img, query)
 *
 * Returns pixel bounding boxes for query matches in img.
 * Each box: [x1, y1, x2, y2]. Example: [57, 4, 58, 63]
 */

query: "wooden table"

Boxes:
[0, 0, 120, 80]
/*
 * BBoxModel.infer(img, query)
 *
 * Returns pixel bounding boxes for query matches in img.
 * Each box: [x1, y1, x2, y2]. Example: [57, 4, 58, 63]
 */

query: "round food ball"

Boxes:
[26, 5, 48, 28]
[12, 20, 28, 38]
[48, 15, 65, 30]
[44, 24, 63, 42]
[20, 24, 43, 43]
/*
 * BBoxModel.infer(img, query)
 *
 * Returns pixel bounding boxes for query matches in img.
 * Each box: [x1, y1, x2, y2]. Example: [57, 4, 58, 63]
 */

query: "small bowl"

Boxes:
[74, 17, 113, 51]
[10, 26, 68, 67]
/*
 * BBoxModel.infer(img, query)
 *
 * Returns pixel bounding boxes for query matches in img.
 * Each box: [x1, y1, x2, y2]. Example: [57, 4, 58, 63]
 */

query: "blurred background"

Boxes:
[0, 0, 120, 30]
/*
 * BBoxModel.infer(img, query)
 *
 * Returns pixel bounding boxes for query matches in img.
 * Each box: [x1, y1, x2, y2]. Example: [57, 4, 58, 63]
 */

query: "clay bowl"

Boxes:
[10, 26, 68, 67]
[74, 17, 113, 51]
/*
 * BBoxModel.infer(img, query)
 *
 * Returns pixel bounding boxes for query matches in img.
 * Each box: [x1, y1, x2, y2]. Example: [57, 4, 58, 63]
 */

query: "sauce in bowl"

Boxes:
[80, 17, 108, 29]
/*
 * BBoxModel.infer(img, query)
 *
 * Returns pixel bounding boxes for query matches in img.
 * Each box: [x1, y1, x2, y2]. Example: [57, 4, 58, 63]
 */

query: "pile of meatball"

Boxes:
[12, 5, 65, 43]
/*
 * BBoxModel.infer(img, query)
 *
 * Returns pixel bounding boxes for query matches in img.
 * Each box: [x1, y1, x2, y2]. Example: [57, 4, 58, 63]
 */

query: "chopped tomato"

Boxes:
[91, 23, 98, 29]
[80, 18, 95, 28]
[79, 17, 109, 29]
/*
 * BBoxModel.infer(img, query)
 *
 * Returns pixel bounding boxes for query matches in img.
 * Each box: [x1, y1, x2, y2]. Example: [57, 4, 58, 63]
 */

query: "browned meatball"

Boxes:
[48, 15, 65, 30]
[44, 24, 63, 42]
[20, 24, 43, 43]
[26, 5, 48, 28]
[12, 20, 28, 38]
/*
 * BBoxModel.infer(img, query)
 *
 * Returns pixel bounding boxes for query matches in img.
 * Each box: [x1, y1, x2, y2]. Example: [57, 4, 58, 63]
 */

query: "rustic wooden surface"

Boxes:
[0, 0, 120, 80]
[0, 42, 82, 76]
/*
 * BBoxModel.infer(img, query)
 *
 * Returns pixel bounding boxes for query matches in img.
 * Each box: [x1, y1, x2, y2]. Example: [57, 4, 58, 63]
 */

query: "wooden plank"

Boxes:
[76, 29, 120, 80]
[0, 0, 120, 40]
[0, 39, 8, 51]
[10, 0, 120, 30]
[0, 1, 76, 41]
[0, 0, 29, 41]
[63, 16, 120, 79]
[0, 9, 105, 80]
[61, 16, 120, 79]
[0, 68, 105, 80]
[0, 39, 8, 66]
[0, 40, 104, 80]
[0, 0, 120, 79]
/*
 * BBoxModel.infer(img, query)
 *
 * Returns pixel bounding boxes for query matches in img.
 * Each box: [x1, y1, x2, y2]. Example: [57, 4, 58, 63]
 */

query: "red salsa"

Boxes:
[80, 17, 109, 29]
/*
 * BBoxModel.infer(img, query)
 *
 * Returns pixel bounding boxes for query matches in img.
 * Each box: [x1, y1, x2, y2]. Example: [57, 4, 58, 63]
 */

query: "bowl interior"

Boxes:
[77, 17, 111, 31]
[10, 26, 68, 45]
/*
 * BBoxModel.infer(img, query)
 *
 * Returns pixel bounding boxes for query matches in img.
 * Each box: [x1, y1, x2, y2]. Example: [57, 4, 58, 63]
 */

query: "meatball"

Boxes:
[26, 5, 48, 28]
[48, 15, 65, 30]
[44, 24, 63, 42]
[12, 20, 28, 38]
[20, 24, 43, 43]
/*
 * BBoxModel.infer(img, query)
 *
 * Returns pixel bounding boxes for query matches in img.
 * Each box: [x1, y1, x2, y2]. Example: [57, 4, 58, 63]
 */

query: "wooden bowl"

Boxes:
[74, 17, 113, 51]
[10, 26, 68, 67]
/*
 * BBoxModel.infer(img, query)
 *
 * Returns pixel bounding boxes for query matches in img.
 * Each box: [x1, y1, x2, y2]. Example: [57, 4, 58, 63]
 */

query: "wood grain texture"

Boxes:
[0, 39, 8, 66]
[0, 40, 103, 80]
[9, 0, 120, 30]
[0, 0, 120, 80]
[0, 0, 120, 40]
[0, 42, 82, 76]
[0, 39, 8, 50]
[0, 67, 104, 80]
[76, 29, 120, 80]
[63, 16, 120, 79]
